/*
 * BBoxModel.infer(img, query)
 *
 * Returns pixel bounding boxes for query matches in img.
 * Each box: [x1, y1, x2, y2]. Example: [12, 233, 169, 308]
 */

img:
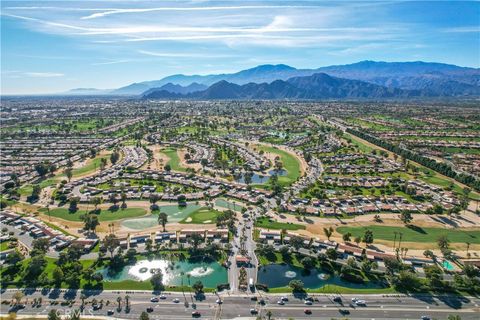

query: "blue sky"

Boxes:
[1, 0, 479, 94]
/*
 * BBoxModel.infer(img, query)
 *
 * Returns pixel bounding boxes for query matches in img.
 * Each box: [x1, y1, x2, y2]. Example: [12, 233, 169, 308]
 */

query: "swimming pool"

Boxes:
[442, 260, 454, 271]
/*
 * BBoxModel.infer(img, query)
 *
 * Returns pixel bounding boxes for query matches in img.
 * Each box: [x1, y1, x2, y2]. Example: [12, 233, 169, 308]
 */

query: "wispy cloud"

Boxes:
[138, 50, 236, 58]
[2, 71, 64, 78]
[80, 5, 316, 20]
[442, 26, 480, 33]
[90, 59, 132, 66]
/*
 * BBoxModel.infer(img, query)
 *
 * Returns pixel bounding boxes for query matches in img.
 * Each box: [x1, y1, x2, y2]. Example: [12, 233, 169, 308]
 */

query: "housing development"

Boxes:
[0, 98, 479, 319]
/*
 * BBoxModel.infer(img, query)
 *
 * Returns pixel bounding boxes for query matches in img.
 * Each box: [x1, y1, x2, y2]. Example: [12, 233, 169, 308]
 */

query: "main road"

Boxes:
[1, 289, 479, 320]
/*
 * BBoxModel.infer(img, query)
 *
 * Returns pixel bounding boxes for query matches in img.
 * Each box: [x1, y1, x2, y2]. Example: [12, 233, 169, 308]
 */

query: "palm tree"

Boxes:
[125, 295, 130, 311]
[323, 226, 333, 241]
[116, 297, 122, 311]
[266, 310, 273, 320]
[158, 212, 168, 232]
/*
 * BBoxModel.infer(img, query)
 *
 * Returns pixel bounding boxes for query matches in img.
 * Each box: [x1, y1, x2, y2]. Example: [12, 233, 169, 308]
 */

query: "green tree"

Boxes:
[103, 234, 120, 258]
[363, 229, 374, 245]
[150, 271, 164, 291]
[48, 309, 60, 320]
[437, 235, 449, 250]
[400, 211, 413, 225]
[288, 279, 304, 292]
[52, 267, 64, 286]
[323, 227, 333, 241]
[326, 248, 338, 260]
[157, 212, 168, 232]
[192, 280, 204, 294]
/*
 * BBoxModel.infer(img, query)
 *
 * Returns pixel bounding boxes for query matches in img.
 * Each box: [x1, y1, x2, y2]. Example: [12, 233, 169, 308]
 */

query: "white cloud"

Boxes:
[24, 72, 64, 78]
[2, 71, 64, 78]
[79, 5, 316, 20]
[442, 26, 480, 33]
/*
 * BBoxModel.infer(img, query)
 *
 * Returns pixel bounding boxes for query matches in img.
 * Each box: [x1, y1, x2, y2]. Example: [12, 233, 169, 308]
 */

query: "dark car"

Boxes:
[192, 311, 201, 318]
[146, 307, 154, 313]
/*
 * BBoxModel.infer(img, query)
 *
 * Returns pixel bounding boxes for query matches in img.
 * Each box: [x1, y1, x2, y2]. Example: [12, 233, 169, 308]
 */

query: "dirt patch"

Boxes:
[178, 148, 202, 171]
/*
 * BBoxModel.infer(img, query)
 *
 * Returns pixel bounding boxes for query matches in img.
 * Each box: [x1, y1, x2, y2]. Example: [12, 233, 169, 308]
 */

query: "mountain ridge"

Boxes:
[67, 61, 480, 97]
[143, 72, 424, 100]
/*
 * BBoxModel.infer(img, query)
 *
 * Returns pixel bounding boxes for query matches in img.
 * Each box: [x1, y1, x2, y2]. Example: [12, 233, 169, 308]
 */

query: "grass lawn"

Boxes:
[0, 241, 12, 251]
[337, 225, 480, 244]
[71, 155, 110, 177]
[256, 145, 301, 186]
[257, 252, 303, 268]
[18, 177, 60, 196]
[180, 207, 222, 224]
[255, 217, 306, 230]
[38, 207, 147, 222]
[161, 148, 187, 172]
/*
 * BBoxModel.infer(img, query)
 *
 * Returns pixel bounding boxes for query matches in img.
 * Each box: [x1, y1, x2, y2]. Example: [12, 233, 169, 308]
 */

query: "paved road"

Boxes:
[1, 289, 479, 320]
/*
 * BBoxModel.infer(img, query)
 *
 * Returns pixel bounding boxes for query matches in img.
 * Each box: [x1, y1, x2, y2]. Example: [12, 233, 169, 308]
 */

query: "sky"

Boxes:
[1, 0, 479, 94]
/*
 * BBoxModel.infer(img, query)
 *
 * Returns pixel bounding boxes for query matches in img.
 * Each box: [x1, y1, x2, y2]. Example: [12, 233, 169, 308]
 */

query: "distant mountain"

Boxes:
[70, 61, 480, 97]
[64, 88, 112, 95]
[142, 82, 207, 96]
[143, 72, 421, 100]
[316, 61, 480, 96]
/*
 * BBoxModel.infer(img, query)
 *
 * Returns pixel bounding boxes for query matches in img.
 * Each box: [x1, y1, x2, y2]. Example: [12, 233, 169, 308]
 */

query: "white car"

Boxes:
[159, 294, 167, 299]
[277, 300, 285, 305]
[216, 299, 223, 304]
[150, 297, 159, 302]
[304, 300, 313, 305]
[172, 298, 180, 303]
[355, 300, 366, 306]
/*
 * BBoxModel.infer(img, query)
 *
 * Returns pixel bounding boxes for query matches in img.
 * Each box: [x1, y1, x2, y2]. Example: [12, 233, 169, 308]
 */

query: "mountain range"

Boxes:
[66, 61, 480, 98]
[143, 73, 420, 100]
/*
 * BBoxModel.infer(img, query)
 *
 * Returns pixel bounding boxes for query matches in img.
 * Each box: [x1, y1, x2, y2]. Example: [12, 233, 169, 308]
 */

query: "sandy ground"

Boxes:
[141, 145, 169, 171]
[178, 148, 202, 171]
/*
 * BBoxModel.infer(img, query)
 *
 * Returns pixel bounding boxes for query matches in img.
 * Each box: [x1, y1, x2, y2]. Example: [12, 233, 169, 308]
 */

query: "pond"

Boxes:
[101, 258, 228, 288]
[258, 264, 385, 290]
[121, 203, 201, 230]
[234, 169, 287, 184]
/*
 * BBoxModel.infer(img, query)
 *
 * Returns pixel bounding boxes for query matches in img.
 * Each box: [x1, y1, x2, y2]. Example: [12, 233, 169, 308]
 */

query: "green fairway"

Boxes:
[71, 155, 110, 177]
[255, 217, 306, 230]
[161, 147, 187, 172]
[180, 207, 222, 224]
[256, 145, 301, 185]
[337, 225, 480, 244]
[38, 207, 147, 222]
